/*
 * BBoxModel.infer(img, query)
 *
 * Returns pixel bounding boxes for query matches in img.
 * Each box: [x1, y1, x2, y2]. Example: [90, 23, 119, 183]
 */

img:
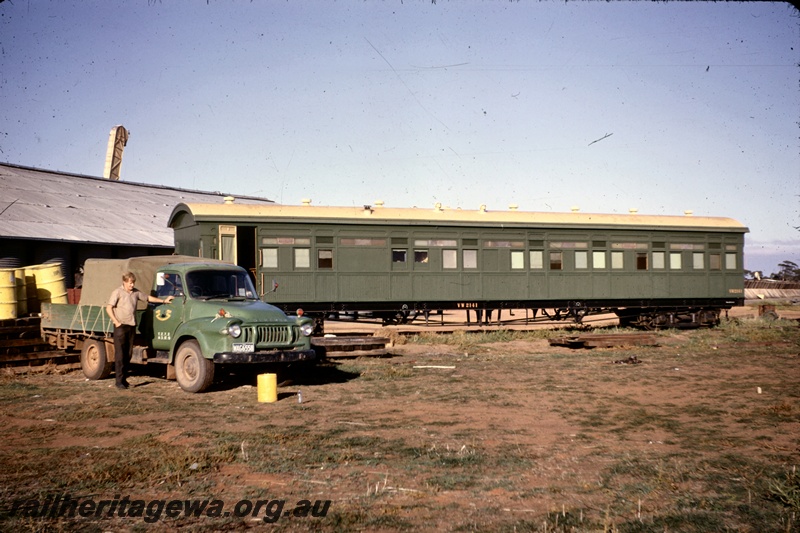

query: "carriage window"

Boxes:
[725, 253, 737, 270]
[575, 251, 588, 269]
[549, 251, 562, 270]
[415, 239, 457, 247]
[709, 253, 721, 270]
[340, 238, 386, 246]
[261, 248, 278, 269]
[693, 252, 705, 270]
[592, 251, 606, 269]
[220, 234, 235, 263]
[463, 250, 478, 269]
[318, 249, 333, 269]
[485, 240, 524, 248]
[550, 242, 588, 249]
[671, 243, 704, 250]
[652, 251, 665, 269]
[611, 251, 624, 269]
[414, 250, 429, 263]
[294, 249, 310, 269]
[670, 252, 682, 270]
[511, 250, 524, 270]
[530, 251, 543, 269]
[636, 252, 648, 270]
[443, 249, 458, 269]
[262, 237, 311, 245]
[392, 249, 407, 263]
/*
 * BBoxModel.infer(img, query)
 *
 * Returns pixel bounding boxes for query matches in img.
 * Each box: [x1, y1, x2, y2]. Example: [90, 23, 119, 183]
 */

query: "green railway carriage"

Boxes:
[168, 202, 748, 329]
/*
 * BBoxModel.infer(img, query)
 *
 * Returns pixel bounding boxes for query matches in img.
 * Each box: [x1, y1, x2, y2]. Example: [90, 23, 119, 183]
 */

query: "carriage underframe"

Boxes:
[270, 298, 742, 332]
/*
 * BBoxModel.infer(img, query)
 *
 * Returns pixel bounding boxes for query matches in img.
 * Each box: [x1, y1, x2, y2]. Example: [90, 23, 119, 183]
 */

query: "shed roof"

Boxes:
[170, 203, 749, 234]
[0, 163, 275, 247]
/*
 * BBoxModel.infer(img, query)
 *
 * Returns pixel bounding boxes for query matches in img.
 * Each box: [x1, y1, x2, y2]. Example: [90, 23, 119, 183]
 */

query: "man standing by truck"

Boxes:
[106, 272, 173, 390]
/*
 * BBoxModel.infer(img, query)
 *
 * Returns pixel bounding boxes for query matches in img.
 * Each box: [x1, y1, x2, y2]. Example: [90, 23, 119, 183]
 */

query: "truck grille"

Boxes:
[243, 325, 297, 346]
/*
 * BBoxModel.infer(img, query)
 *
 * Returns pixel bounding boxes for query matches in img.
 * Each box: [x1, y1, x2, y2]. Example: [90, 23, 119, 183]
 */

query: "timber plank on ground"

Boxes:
[0, 316, 63, 365]
[0, 350, 79, 368]
[549, 333, 659, 349]
[312, 336, 389, 358]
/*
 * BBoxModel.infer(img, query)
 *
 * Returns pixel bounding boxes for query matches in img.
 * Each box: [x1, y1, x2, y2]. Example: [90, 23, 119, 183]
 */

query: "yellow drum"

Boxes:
[14, 268, 27, 316]
[28, 262, 68, 307]
[0, 268, 17, 320]
[24, 267, 39, 314]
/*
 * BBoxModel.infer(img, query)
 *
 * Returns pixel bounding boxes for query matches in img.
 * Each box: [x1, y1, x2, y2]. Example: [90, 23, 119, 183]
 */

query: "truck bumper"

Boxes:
[213, 348, 316, 364]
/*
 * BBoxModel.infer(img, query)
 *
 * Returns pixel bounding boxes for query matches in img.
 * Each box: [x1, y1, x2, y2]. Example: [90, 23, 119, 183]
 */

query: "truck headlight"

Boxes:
[227, 324, 242, 338]
[300, 323, 314, 337]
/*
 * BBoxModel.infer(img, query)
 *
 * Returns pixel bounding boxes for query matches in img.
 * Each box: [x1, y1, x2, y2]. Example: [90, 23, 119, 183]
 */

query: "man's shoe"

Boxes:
[115, 381, 129, 390]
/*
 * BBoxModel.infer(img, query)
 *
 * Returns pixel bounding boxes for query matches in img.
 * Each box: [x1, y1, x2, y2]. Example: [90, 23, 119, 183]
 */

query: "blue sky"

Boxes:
[1, 1, 798, 274]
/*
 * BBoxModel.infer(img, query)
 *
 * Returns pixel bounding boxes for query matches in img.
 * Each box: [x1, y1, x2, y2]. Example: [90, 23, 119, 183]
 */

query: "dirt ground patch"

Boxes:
[1, 316, 799, 532]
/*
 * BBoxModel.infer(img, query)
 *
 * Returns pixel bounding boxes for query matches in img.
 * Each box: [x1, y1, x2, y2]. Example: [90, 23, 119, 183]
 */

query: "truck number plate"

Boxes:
[232, 343, 255, 353]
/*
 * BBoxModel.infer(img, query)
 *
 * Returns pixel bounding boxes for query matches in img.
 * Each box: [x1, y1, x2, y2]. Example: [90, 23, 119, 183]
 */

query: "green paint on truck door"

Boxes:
[151, 271, 185, 350]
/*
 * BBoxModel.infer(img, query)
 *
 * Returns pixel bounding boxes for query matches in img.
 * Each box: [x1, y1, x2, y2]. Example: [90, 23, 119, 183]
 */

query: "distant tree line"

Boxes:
[746, 260, 800, 281]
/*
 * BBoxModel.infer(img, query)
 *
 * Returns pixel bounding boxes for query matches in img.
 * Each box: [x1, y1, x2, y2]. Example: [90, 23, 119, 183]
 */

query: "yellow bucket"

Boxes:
[0, 268, 17, 320]
[257, 373, 278, 403]
[14, 268, 27, 317]
[27, 262, 68, 307]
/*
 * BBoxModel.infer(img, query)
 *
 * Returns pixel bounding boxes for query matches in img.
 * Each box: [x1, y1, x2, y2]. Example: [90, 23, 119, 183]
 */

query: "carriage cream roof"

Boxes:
[170, 202, 748, 233]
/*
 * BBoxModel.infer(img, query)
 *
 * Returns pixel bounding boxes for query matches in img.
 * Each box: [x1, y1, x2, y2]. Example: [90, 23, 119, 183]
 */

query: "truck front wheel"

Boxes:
[81, 339, 112, 380]
[174, 340, 215, 393]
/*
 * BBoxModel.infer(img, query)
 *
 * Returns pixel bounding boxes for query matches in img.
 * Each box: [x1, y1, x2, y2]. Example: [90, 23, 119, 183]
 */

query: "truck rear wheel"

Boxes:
[81, 339, 112, 380]
[174, 340, 215, 393]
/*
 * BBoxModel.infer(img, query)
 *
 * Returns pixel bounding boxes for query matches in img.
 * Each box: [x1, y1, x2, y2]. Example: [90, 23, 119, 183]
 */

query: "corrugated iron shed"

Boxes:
[0, 163, 274, 248]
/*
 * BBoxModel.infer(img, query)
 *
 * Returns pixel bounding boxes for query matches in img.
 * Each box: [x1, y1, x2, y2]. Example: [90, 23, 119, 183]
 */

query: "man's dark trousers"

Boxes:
[113, 324, 135, 385]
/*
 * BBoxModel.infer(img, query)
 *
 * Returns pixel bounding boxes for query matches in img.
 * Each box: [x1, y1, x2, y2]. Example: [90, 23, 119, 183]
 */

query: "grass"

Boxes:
[767, 466, 800, 513]
[403, 328, 556, 352]
[699, 316, 800, 345]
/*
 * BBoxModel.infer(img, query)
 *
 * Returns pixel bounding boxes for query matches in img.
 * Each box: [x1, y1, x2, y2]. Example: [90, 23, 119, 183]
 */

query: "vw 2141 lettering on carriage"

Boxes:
[40, 256, 316, 392]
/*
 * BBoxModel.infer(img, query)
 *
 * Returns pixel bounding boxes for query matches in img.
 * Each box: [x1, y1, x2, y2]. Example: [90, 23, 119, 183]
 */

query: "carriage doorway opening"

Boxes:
[237, 226, 257, 284]
[218, 225, 257, 284]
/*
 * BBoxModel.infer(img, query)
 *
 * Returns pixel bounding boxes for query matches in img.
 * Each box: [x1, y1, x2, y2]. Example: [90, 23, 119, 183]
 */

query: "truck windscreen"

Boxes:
[186, 270, 259, 300]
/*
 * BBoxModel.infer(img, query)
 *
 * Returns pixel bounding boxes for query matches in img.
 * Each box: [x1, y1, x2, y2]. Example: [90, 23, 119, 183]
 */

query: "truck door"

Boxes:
[151, 270, 185, 351]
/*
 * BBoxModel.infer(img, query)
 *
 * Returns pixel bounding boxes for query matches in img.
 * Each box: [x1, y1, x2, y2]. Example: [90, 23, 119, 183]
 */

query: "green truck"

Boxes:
[40, 256, 316, 392]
